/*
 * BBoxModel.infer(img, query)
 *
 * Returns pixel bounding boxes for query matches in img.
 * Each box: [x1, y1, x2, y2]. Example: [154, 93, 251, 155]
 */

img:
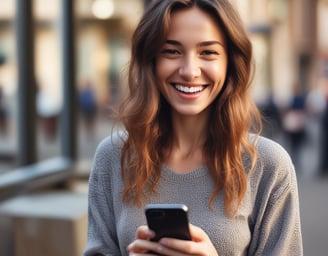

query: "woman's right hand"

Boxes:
[127, 224, 219, 256]
[127, 225, 158, 255]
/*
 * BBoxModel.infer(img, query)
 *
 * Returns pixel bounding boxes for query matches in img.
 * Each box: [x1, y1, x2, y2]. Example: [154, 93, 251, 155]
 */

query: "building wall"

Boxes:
[234, 0, 324, 106]
[318, 0, 328, 53]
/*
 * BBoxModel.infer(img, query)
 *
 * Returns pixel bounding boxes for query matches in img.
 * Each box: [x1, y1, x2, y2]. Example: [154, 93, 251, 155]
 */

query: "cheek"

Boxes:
[155, 59, 169, 80]
[156, 58, 180, 81]
[206, 63, 228, 97]
[207, 63, 227, 84]
[155, 60, 171, 95]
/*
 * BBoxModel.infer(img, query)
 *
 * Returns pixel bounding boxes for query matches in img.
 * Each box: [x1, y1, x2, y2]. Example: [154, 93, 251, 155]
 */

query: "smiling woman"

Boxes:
[83, 1, 303, 255]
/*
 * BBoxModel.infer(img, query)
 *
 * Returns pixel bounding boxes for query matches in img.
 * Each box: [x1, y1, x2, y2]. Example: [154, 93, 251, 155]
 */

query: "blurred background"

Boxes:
[0, 0, 327, 255]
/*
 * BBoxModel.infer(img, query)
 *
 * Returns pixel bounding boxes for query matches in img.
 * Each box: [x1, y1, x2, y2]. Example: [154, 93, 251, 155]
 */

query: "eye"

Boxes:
[201, 50, 219, 56]
[160, 49, 180, 55]
[200, 49, 221, 61]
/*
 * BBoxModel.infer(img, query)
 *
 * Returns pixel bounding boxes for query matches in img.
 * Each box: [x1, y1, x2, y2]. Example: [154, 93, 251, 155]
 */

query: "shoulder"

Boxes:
[87, 130, 128, 193]
[91, 130, 127, 171]
[249, 135, 296, 193]
[94, 130, 127, 158]
[253, 135, 293, 167]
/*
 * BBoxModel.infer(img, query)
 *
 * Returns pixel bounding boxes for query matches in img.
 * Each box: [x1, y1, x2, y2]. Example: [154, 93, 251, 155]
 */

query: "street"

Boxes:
[298, 177, 328, 256]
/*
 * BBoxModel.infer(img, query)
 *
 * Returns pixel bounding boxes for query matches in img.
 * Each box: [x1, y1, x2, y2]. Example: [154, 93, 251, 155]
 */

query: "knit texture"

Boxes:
[83, 132, 303, 256]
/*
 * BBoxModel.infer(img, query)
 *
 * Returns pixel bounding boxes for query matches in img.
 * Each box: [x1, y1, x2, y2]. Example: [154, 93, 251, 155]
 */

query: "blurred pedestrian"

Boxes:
[282, 83, 306, 169]
[0, 54, 9, 135]
[36, 86, 61, 140]
[260, 93, 282, 139]
[79, 79, 97, 135]
[305, 87, 326, 118]
[320, 83, 328, 176]
[0, 83, 8, 134]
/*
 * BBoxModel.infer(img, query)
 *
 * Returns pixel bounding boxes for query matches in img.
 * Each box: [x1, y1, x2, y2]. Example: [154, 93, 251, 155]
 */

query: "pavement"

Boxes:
[298, 177, 328, 256]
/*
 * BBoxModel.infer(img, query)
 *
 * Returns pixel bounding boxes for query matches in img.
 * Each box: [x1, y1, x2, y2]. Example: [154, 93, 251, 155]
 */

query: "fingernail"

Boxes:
[159, 238, 168, 246]
[146, 230, 155, 237]
[157, 245, 164, 252]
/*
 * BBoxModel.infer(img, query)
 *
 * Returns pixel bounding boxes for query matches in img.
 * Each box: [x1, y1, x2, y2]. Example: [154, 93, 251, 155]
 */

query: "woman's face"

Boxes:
[155, 7, 228, 117]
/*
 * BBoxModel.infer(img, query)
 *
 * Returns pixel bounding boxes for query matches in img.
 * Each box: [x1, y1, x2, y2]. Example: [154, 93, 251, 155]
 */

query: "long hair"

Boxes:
[118, 0, 262, 217]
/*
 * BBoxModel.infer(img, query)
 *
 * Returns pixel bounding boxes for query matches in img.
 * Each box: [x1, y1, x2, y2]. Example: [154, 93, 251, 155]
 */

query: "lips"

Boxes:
[173, 83, 207, 94]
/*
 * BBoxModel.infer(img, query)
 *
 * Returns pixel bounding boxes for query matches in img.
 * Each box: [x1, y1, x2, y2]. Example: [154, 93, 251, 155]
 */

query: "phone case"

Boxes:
[145, 203, 191, 241]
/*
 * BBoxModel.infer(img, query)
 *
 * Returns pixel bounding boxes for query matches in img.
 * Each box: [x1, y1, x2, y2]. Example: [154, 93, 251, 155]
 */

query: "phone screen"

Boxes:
[145, 203, 191, 241]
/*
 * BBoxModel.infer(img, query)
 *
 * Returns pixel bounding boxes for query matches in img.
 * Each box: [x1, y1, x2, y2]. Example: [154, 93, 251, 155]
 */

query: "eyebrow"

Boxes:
[165, 39, 225, 47]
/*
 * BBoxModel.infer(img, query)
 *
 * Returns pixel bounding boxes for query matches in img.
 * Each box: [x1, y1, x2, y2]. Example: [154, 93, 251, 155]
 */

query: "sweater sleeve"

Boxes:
[248, 139, 303, 256]
[83, 137, 121, 256]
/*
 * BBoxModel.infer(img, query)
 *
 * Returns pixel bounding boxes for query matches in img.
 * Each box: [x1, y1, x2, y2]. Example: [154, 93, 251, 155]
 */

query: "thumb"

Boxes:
[136, 225, 156, 240]
[189, 224, 208, 242]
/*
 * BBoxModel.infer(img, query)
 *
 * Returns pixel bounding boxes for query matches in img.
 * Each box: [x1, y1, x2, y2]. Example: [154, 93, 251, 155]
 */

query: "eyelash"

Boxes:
[161, 49, 180, 55]
[201, 50, 219, 56]
[160, 49, 219, 56]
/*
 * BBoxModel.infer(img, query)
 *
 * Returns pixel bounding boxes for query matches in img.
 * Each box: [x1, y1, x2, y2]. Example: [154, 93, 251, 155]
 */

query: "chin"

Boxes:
[173, 107, 205, 117]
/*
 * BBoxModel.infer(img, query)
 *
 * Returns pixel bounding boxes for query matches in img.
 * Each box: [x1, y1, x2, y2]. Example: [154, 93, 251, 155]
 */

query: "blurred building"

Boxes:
[0, 0, 144, 170]
[233, 0, 328, 108]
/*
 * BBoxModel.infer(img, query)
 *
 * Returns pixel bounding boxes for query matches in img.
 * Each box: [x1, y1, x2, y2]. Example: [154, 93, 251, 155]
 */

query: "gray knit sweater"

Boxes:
[83, 132, 303, 256]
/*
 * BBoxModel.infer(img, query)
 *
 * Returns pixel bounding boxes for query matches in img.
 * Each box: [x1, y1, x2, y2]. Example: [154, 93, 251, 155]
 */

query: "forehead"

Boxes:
[166, 7, 226, 44]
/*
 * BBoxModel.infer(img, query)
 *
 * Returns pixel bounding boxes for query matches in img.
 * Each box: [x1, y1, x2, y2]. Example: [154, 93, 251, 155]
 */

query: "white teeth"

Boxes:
[175, 84, 204, 93]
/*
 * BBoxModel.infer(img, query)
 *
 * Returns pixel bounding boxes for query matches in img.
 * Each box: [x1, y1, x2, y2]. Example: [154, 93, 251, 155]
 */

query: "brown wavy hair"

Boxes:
[118, 0, 262, 217]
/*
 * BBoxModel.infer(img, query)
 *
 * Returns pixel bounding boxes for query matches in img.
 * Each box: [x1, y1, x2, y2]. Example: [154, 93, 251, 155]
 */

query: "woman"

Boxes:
[84, 0, 303, 255]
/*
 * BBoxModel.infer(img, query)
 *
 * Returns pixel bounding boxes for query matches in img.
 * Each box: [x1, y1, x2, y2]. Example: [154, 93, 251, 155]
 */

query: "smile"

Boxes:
[173, 84, 206, 94]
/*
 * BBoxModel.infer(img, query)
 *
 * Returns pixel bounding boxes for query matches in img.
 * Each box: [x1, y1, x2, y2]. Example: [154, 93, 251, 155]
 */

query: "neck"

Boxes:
[172, 112, 208, 148]
[163, 111, 209, 173]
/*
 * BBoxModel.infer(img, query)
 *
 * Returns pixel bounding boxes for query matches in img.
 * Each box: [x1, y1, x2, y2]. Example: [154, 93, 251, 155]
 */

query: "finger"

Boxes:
[189, 223, 208, 242]
[159, 237, 194, 254]
[127, 239, 150, 253]
[151, 244, 187, 256]
[127, 239, 162, 255]
[136, 225, 155, 240]
[157, 225, 211, 255]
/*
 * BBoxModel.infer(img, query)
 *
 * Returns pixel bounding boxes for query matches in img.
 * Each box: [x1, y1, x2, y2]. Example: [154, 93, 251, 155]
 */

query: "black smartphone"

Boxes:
[145, 203, 191, 241]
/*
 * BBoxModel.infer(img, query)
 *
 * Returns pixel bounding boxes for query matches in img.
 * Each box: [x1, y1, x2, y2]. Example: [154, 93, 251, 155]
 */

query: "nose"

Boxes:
[178, 55, 201, 80]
